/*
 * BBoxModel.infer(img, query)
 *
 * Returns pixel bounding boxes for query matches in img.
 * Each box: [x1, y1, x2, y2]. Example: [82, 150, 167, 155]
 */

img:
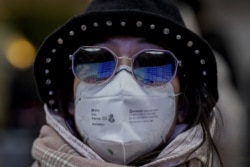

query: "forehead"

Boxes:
[93, 36, 166, 50]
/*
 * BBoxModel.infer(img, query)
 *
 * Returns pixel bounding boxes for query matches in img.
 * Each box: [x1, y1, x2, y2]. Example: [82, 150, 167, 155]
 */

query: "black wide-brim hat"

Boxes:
[34, 0, 218, 113]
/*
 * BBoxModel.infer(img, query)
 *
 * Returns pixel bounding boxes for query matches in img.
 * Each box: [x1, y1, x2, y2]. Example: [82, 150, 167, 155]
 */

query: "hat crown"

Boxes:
[85, 0, 185, 26]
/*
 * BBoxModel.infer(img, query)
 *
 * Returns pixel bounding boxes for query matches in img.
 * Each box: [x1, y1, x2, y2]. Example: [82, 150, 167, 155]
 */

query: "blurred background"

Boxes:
[0, 0, 249, 166]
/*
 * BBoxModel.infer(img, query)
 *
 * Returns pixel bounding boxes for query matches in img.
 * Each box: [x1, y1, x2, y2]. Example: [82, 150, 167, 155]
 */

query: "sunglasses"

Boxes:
[71, 46, 180, 87]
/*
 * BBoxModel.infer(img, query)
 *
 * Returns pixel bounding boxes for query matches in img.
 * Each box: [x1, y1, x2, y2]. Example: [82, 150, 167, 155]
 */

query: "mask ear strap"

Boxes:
[168, 92, 183, 98]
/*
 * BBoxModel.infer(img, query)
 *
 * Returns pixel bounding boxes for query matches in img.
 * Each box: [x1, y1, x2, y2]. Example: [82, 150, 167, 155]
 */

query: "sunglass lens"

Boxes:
[73, 47, 116, 84]
[133, 51, 177, 86]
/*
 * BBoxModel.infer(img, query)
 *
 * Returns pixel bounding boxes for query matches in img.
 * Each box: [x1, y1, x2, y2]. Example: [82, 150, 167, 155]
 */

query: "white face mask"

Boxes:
[74, 71, 178, 165]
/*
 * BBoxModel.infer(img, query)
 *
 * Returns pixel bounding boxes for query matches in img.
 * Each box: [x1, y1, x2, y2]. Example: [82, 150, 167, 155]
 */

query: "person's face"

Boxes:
[73, 36, 184, 122]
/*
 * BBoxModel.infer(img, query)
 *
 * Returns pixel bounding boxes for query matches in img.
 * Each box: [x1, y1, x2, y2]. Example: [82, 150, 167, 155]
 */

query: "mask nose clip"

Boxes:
[116, 65, 133, 75]
[114, 55, 133, 75]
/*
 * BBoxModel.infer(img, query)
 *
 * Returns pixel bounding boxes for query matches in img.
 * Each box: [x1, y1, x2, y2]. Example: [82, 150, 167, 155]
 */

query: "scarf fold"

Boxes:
[31, 105, 220, 167]
[32, 125, 128, 167]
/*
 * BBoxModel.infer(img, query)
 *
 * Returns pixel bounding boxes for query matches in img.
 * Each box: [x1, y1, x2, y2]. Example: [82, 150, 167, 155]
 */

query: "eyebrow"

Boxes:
[95, 36, 148, 45]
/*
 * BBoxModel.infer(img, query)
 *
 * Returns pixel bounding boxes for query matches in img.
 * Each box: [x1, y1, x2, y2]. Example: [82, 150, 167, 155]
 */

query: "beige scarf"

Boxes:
[32, 125, 127, 167]
[31, 105, 221, 167]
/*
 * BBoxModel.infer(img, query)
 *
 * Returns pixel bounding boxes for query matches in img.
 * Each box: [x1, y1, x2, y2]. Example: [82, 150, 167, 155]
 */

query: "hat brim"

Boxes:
[34, 10, 218, 112]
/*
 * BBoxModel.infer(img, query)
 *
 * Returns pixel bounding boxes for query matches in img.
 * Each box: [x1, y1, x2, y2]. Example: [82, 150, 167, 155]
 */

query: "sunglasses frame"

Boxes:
[71, 46, 180, 87]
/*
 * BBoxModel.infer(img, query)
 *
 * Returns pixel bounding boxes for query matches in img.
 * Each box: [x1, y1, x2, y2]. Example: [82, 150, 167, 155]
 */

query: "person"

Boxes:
[32, 0, 224, 166]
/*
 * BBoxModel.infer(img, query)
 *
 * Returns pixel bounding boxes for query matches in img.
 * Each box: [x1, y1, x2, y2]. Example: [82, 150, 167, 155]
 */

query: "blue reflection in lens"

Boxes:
[96, 60, 116, 81]
[134, 64, 172, 84]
